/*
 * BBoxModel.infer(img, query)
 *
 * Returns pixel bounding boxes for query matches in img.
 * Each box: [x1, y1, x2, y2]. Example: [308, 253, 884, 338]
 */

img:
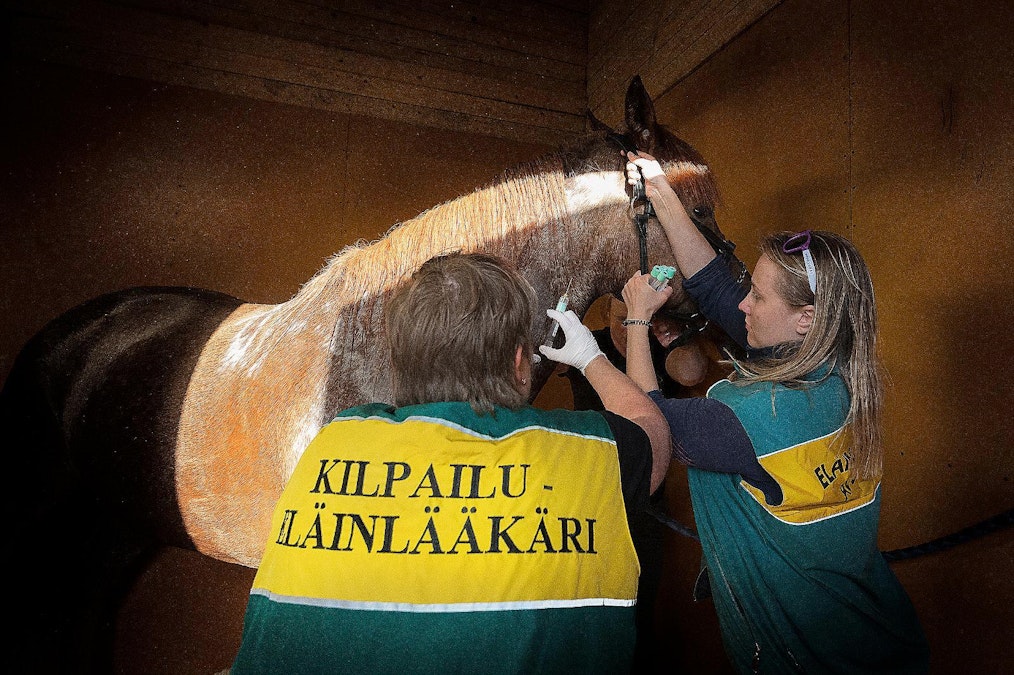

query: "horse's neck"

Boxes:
[282, 162, 577, 329]
[225, 154, 633, 406]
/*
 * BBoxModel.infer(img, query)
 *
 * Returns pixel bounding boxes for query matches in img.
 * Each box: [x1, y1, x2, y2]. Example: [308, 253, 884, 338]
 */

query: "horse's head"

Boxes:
[515, 75, 754, 395]
[606, 74, 719, 211]
[583, 76, 729, 323]
[519, 77, 742, 397]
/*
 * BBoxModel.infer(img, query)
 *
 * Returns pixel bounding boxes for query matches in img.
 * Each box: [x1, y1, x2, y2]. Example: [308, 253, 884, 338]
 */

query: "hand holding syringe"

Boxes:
[538, 281, 606, 374]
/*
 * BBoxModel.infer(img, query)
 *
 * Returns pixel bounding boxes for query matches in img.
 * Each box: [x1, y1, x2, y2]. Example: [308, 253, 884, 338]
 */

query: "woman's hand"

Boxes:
[625, 151, 670, 202]
[538, 309, 605, 375]
[623, 150, 717, 280]
[621, 271, 673, 322]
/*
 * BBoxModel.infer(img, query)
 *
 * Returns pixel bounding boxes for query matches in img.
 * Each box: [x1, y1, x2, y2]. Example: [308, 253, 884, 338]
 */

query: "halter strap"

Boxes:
[605, 132, 736, 262]
[604, 132, 746, 348]
[607, 132, 651, 272]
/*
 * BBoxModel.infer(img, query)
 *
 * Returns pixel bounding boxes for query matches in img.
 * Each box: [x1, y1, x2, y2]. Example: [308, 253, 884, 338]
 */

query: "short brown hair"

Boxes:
[386, 252, 537, 413]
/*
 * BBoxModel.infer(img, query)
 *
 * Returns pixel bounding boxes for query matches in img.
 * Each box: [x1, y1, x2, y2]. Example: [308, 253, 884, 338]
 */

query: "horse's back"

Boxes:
[4, 285, 245, 538]
[0, 285, 243, 672]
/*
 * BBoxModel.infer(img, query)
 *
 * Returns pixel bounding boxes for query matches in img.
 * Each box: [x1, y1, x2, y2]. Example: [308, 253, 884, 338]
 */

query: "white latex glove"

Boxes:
[538, 309, 605, 375]
[626, 152, 665, 185]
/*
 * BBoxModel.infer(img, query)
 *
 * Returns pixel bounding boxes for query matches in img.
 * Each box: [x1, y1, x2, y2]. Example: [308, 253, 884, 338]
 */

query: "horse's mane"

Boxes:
[314, 151, 569, 298]
[232, 126, 718, 363]
[241, 146, 576, 357]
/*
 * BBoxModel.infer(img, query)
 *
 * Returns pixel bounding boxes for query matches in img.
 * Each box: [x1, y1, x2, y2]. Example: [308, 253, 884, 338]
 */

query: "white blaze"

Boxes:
[564, 171, 627, 214]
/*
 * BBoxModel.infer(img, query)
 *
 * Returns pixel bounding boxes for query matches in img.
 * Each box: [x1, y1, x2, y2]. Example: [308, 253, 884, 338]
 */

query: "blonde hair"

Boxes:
[732, 231, 884, 479]
[386, 252, 536, 414]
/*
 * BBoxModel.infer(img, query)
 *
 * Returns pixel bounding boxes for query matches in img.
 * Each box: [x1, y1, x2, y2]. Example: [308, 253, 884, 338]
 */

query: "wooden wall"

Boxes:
[6, 0, 588, 145]
[5, 0, 788, 146]
[640, 0, 1013, 672]
[587, 0, 783, 125]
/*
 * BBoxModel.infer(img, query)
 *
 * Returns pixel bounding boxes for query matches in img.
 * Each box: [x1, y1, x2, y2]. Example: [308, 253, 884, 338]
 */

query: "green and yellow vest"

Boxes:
[691, 371, 928, 673]
[232, 401, 640, 674]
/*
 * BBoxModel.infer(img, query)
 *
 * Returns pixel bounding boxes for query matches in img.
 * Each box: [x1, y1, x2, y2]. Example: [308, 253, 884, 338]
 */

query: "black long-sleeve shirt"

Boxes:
[652, 255, 783, 506]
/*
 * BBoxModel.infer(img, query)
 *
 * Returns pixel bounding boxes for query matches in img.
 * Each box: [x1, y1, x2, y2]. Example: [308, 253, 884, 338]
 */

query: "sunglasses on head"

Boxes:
[782, 230, 817, 294]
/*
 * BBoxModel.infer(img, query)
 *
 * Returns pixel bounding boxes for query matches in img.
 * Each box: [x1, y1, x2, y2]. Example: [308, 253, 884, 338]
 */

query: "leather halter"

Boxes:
[606, 132, 745, 348]
[607, 133, 654, 274]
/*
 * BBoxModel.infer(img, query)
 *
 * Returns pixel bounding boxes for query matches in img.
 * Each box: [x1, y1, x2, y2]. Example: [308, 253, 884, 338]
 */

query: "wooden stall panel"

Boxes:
[6, 0, 588, 145]
[644, 0, 1013, 672]
[848, 2, 1013, 671]
[588, 0, 783, 126]
[650, 0, 851, 262]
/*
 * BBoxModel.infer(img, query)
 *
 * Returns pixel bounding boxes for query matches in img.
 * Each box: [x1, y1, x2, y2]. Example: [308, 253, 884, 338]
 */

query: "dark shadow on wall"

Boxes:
[936, 284, 1013, 519]
[115, 547, 255, 674]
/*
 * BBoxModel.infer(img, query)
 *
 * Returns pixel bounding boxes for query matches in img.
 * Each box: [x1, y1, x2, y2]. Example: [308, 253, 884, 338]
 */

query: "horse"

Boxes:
[1, 76, 728, 671]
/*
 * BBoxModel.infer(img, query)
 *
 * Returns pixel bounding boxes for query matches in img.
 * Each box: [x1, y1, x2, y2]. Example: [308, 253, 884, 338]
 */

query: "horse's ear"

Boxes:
[585, 110, 612, 134]
[624, 75, 659, 153]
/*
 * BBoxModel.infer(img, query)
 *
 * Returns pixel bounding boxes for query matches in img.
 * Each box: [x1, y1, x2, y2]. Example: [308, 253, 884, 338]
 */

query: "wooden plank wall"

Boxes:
[5, 0, 589, 145]
[6, 1, 788, 144]
[645, 0, 1013, 671]
[588, 0, 783, 126]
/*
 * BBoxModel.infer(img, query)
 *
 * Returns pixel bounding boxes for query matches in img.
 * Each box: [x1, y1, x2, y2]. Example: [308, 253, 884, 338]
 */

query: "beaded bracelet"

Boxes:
[621, 319, 652, 327]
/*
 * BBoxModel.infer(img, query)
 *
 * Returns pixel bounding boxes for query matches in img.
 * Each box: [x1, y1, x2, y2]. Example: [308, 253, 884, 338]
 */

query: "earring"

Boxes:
[521, 377, 527, 385]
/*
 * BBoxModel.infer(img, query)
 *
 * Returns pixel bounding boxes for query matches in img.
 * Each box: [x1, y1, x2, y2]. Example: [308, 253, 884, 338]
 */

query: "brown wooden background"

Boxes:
[2, 1, 1011, 673]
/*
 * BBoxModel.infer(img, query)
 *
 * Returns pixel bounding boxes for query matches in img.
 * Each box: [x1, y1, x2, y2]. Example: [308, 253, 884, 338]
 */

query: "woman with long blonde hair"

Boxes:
[622, 151, 929, 673]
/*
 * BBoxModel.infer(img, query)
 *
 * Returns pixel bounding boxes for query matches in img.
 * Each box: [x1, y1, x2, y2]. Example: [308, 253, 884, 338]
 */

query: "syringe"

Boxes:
[543, 280, 572, 348]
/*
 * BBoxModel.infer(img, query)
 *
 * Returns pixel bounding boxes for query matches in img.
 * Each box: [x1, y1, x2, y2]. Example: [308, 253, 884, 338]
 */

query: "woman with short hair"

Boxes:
[231, 251, 670, 674]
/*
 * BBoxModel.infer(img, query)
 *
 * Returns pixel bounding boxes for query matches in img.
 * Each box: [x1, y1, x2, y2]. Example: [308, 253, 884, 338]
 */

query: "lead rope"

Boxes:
[648, 502, 1014, 562]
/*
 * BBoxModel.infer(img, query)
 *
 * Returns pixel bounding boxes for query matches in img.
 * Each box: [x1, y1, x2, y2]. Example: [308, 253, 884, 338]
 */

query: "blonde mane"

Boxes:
[283, 152, 572, 333]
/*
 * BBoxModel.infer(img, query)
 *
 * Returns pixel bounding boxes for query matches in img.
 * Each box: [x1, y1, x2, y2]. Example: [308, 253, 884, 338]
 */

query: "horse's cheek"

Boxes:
[665, 341, 709, 387]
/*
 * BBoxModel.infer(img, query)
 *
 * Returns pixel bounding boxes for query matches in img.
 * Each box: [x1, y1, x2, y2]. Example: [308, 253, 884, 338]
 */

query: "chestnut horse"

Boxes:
[1, 76, 725, 670]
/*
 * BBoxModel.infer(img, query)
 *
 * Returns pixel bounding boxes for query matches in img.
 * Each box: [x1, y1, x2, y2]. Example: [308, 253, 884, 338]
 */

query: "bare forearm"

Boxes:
[622, 324, 658, 394]
[649, 188, 717, 278]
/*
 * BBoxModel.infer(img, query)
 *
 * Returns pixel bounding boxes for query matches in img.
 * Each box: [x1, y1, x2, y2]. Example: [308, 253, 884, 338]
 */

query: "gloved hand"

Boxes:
[538, 309, 605, 375]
